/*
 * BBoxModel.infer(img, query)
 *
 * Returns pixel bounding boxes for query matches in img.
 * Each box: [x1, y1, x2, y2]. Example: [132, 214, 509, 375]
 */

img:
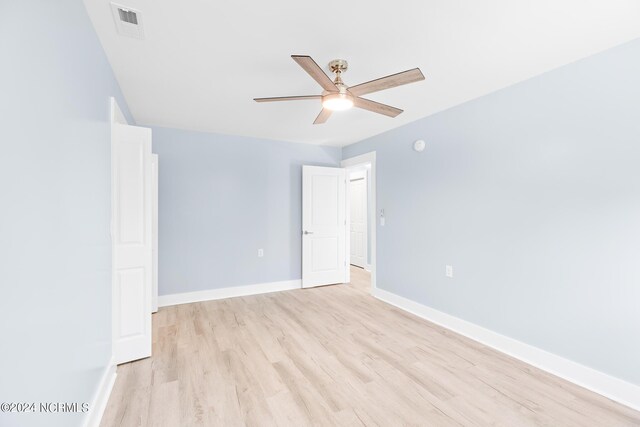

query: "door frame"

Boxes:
[341, 151, 377, 292]
[151, 154, 159, 313]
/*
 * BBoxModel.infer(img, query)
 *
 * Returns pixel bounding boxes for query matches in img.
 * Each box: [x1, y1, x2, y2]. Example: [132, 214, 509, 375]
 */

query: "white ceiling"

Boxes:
[85, 0, 640, 147]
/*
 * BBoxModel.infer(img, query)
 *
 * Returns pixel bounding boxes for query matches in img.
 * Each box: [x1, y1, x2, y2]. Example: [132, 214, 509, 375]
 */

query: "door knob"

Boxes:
[303, 231, 314, 235]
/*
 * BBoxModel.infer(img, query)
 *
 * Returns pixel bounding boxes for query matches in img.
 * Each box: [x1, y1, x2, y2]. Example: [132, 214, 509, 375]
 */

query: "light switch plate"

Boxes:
[446, 265, 453, 278]
[258, 249, 264, 258]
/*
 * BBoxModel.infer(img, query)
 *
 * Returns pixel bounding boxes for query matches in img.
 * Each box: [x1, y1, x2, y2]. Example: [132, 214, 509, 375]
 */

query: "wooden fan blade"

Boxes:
[254, 95, 321, 102]
[313, 108, 332, 124]
[292, 55, 339, 92]
[353, 97, 403, 118]
[348, 68, 425, 96]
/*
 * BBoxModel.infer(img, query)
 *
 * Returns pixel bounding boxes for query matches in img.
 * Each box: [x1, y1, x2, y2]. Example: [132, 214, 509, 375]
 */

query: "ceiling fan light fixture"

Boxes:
[322, 92, 354, 111]
[254, 55, 425, 123]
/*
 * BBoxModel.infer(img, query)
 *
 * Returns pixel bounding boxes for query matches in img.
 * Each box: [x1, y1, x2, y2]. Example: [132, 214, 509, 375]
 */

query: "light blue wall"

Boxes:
[152, 127, 341, 295]
[0, 1, 133, 426]
[343, 39, 640, 386]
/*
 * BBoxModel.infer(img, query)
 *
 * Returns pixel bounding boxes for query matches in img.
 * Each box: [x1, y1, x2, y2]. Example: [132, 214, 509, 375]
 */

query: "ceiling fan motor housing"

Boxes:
[329, 59, 349, 74]
[323, 60, 352, 110]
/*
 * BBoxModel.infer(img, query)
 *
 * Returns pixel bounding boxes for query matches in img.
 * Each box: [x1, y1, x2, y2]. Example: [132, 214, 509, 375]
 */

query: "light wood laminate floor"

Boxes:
[101, 267, 640, 426]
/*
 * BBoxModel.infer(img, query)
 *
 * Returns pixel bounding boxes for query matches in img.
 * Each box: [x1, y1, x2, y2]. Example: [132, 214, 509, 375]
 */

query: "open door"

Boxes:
[302, 165, 347, 288]
[112, 123, 152, 364]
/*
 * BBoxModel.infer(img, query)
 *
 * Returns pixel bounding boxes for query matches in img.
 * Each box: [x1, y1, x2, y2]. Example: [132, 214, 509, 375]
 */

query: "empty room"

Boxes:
[2, 1, 640, 426]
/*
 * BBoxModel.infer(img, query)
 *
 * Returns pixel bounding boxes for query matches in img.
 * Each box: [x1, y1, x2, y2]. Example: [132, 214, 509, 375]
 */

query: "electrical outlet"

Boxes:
[446, 265, 453, 278]
[258, 249, 264, 258]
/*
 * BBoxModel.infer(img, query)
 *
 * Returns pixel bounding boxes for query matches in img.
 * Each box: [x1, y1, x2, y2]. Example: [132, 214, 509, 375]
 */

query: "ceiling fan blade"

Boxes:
[254, 95, 321, 103]
[313, 108, 332, 124]
[292, 55, 339, 93]
[353, 97, 403, 118]
[348, 68, 425, 96]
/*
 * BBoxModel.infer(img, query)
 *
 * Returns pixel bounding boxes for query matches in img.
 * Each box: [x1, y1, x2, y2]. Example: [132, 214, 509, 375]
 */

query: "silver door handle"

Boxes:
[303, 231, 314, 235]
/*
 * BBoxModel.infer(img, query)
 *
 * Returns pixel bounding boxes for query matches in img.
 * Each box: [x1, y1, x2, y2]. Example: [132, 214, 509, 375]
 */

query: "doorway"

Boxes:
[342, 152, 377, 293]
[300, 152, 377, 292]
[349, 169, 368, 269]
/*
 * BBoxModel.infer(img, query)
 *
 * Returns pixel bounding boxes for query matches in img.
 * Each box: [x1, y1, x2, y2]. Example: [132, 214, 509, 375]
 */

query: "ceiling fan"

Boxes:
[254, 55, 425, 124]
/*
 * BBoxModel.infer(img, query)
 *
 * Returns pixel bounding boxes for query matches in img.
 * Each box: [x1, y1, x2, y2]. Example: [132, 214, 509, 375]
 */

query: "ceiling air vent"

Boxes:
[110, 3, 145, 39]
[118, 8, 138, 25]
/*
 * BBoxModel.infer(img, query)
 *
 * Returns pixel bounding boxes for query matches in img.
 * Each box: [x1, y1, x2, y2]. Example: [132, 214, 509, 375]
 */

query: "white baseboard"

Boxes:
[373, 288, 640, 412]
[158, 279, 301, 307]
[84, 359, 117, 427]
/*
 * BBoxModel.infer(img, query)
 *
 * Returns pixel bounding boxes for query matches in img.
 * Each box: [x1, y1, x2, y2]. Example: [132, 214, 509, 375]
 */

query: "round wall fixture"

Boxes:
[413, 139, 426, 152]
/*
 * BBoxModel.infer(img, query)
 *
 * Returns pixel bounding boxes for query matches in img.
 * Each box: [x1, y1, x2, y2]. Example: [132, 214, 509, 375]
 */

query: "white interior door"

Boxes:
[112, 123, 152, 365]
[349, 172, 367, 268]
[151, 154, 158, 313]
[302, 165, 347, 288]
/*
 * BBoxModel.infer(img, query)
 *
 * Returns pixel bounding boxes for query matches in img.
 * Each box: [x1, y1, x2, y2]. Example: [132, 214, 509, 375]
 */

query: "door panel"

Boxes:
[117, 268, 145, 337]
[112, 123, 152, 364]
[302, 166, 346, 288]
[117, 142, 145, 244]
[311, 237, 339, 271]
[311, 175, 339, 225]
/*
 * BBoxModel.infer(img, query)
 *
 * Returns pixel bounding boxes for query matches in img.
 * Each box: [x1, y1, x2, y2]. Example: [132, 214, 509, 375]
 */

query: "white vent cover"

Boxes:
[110, 3, 144, 39]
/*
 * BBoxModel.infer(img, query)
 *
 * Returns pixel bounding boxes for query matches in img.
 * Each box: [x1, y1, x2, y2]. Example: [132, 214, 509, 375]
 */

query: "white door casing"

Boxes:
[349, 172, 367, 268]
[112, 123, 152, 364]
[302, 166, 347, 288]
[151, 154, 158, 313]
